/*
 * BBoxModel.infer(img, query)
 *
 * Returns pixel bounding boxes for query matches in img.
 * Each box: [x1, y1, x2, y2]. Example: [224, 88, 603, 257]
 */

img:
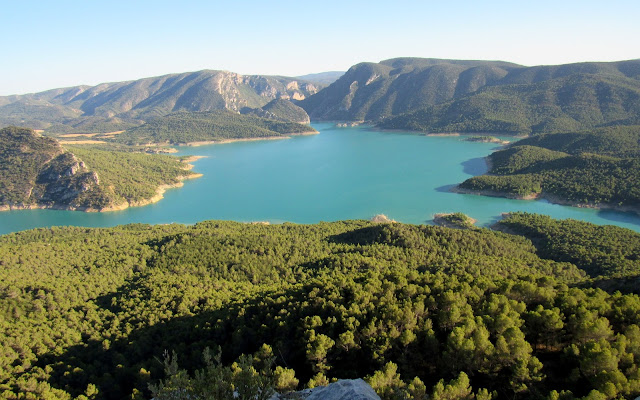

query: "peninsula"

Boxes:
[457, 125, 640, 215]
[0, 126, 200, 212]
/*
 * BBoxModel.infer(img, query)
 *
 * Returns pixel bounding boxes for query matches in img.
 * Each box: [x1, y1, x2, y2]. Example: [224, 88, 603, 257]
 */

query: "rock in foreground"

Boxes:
[272, 379, 380, 400]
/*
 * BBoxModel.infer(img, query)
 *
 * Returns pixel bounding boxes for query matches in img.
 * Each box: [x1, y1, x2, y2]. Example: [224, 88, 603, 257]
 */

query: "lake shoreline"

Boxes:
[0, 155, 203, 214]
[3, 123, 640, 235]
[452, 186, 640, 217]
[172, 130, 320, 147]
[0, 172, 202, 213]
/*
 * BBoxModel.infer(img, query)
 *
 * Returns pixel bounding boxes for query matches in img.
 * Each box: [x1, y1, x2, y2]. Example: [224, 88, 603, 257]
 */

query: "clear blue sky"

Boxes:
[1, 0, 638, 95]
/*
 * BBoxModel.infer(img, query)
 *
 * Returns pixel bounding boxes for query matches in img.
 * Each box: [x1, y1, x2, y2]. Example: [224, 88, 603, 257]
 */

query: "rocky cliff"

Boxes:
[0, 126, 196, 211]
[0, 126, 111, 210]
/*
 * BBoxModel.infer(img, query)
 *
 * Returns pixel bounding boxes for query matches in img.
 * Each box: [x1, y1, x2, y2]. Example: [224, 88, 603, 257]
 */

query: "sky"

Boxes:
[1, 0, 639, 96]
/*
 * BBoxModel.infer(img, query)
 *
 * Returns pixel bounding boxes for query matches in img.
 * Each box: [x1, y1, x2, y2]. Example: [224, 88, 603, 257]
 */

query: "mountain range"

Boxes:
[300, 58, 640, 134]
[4, 58, 640, 136]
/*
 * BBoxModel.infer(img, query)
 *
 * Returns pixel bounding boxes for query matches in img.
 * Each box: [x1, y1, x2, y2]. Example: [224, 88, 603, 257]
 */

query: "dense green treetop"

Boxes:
[1, 216, 640, 399]
[241, 98, 311, 124]
[460, 125, 640, 209]
[115, 110, 316, 145]
[497, 213, 640, 282]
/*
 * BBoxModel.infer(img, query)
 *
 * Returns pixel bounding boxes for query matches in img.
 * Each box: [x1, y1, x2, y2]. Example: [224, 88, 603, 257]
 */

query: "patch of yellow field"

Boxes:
[59, 133, 100, 138]
[59, 140, 106, 144]
[59, 131, 125, 138]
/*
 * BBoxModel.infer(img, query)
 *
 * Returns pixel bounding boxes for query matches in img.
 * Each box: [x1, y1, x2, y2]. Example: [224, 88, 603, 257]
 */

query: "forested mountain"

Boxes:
[0, 126, 198, 211]
[1, 216, 640, 399]
[378, 74, 640, 134]
[299, 58, 520, 122]
[300, 58, 640, 134]
[459, 125, 640, 210]
[0, 71, 321, 133]
[240, 98, 311, 124]
[115, 110, 316, 145]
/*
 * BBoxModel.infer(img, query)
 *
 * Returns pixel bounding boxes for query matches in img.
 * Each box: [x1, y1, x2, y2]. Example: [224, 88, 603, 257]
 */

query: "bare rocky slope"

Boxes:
[0, 71, 320, 133]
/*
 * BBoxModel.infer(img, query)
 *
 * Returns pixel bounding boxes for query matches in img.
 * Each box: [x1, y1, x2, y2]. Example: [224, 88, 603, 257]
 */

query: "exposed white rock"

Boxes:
[371, 214, 396, 223]
[271, 379, 380, 400]
[365, 74, 379, 85]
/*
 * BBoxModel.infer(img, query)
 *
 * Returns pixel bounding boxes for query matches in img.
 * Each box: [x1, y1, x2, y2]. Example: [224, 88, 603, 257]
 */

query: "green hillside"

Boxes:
[0, 126, 197, 211]
[240, 98, 311, 124]
[115, 110, 316, 145]
[300, 59, 518, 121]
[2, 216, 640, 399]
[257, 98, 310, 123]
[378, 74, 640, 134]
[0, 99, 82, 130]
[497, 212, 640, 283]
[459, 125, 640, 209]
[5, 59, 640, 136]
[67, 146, 199, 207]
[302, 58, 640, 126]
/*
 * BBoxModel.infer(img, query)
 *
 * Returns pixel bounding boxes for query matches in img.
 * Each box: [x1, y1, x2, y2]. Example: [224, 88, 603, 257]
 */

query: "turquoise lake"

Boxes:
[2, 122, 640, 235]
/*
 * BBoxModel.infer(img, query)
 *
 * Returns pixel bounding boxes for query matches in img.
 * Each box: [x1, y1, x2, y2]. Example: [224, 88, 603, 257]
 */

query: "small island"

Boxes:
[463, 135, 510, 145]
[336, 121, 363, 127]
[433, 212, 477, 229]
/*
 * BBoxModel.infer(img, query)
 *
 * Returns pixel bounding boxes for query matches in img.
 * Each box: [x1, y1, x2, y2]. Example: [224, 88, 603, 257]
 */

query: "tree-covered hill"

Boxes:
[459, 125, 640, 210]
[496, 212, 640, 283]
[378, 74, 640, 135]
[299, 58, 640, 131]
[241, 98, 311, 124]
[1, 216, 640, 399]
[0, 126, 198, 211]
[299, 58, 520, 122]
[0, 70, 321, 134]
[511, 125, 640, 157]
[114, 110, 317, 145]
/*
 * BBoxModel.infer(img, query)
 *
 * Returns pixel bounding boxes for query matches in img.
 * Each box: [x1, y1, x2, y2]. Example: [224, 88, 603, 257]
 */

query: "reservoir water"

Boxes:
[2, 122, 640, 235]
